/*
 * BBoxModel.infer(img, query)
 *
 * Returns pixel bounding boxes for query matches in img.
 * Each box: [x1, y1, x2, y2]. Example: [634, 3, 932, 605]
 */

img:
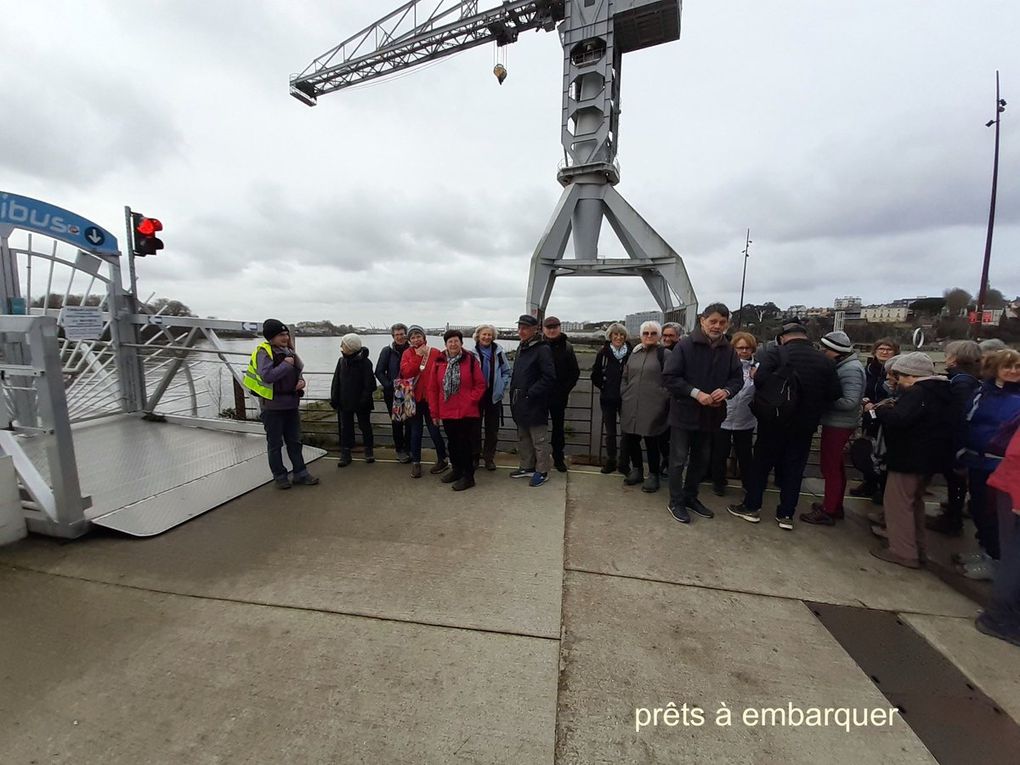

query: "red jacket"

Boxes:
[428, 351, 486, 420]
[989, 428, 1020, 510]
[400, 345, 442, 403]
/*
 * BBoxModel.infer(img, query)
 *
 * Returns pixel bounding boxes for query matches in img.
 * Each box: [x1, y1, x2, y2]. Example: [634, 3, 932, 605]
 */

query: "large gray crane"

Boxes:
[291, 0, 698, 325]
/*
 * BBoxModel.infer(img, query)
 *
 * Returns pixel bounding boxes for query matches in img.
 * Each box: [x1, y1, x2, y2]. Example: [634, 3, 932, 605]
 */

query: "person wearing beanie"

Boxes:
[330, 333, 376, 467]
[399, 325, 449, 478]
[375, 323, 412, 463]
[241, 319, 319, 489]
[865, 351, 956, 568]
[801, 331, 866, 526]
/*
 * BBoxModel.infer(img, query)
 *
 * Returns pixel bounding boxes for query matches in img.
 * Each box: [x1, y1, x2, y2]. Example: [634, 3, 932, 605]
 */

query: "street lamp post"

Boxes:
[736, 228, 751, 328]
[973, 70, 1006, 338]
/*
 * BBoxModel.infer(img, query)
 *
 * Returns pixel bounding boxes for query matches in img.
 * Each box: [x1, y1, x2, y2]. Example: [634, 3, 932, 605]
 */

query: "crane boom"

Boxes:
[290, 0, 565, 105]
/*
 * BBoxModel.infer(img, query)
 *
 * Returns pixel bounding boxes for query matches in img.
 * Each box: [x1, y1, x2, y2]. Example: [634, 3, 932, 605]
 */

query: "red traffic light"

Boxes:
[136, 218, 163, 236]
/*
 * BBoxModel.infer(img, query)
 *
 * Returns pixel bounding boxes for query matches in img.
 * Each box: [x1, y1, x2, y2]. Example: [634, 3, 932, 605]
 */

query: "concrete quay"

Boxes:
[2, 453, 1018, 764]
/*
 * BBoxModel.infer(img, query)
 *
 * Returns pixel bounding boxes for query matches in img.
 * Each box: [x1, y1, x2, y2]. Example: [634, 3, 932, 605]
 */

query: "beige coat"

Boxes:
[620, 344, 670, 437]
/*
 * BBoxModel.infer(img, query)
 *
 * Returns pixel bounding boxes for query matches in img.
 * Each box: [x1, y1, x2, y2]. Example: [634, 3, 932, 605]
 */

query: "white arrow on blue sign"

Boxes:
[0, 191, 119, 256]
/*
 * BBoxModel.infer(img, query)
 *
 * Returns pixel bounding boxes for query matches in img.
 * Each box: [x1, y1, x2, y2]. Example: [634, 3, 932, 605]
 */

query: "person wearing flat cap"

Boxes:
[508, 314, 556, 486]
[542, 316, 580, 473]
[242, 319, 319, 489]
[864, 352, 957, 569]
[800, 331, 866, 526]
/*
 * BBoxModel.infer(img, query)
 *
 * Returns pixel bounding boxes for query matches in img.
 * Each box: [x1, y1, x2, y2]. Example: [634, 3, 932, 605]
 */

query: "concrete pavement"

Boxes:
[2, 457, 1018, 763]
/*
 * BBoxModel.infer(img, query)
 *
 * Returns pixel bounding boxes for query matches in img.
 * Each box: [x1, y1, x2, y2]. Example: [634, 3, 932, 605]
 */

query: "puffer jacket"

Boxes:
[329, 347, 376, 412]
[721, 358, 756, 431]
[962, 380, 1020, 472]
[591, 342, 632, 405]
[872, 376, 957, 474]
[427, 351, 487, 421]
[821, 354, 866, 429]
[508, 336, 556, 427]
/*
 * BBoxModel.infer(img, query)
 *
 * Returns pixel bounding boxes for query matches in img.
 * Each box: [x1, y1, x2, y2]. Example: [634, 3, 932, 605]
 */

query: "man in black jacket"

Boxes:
[728, 320, 841, 529]
[374, 323, 410, 462]
[543, 316, 581, 472]
[662, 303, 744, 524]
[509, 315, 557, 487]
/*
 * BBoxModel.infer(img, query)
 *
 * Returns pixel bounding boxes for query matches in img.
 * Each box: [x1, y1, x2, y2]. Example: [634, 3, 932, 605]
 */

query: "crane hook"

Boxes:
[493, 63, 507, 85]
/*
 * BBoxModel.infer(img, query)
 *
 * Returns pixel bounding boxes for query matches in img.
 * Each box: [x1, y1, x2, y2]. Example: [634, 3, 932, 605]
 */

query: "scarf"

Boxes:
[478, 345, 494, 385]
[611, 344, 628, 361]
[442, 352, 463, 400]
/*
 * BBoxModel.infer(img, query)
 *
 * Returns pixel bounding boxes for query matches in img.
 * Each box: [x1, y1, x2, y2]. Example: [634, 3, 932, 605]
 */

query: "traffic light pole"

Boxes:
[113, 205, 147, 411]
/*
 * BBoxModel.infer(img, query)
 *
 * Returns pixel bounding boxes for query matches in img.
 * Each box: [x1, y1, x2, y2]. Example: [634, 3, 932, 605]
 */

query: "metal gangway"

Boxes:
[0, 193, 324, 538]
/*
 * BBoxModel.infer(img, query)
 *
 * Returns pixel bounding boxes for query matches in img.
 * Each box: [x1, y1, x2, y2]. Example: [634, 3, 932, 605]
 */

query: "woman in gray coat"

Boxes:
[802, 330, 866, 525]
[620, 321, 671, 493]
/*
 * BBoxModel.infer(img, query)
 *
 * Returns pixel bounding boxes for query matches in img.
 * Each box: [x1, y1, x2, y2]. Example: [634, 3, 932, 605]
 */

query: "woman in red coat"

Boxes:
[427, 329, 487, 491]
[400, 325, 449, 478]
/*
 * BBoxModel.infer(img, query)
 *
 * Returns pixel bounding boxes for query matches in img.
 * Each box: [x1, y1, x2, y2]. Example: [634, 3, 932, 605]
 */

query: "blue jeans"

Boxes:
[743, 427, 814, 518]
[261, 408, 308, 479]
[408, 400, 447, 463]
[987, 512, 1020, 634]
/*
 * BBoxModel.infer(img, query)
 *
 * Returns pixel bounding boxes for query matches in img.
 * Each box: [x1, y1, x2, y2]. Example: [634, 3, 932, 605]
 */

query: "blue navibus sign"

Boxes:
[0, 191, 119, 256]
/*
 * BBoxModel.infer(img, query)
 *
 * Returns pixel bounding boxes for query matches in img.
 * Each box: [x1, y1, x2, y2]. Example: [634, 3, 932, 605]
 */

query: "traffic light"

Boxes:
[131, 212, 164, 256]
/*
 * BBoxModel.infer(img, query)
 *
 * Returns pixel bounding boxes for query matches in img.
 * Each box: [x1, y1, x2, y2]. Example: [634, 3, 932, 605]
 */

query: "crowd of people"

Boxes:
[243, 310, 1020, 648]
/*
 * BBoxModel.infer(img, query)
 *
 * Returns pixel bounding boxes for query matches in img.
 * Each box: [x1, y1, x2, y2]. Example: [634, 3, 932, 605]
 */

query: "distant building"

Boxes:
[861, 305, 910, 323]
[834, 296, 862, 310]
[783, 305, 808, 319]
[560, 321, 585, 332]
[625, 310, 664, 337]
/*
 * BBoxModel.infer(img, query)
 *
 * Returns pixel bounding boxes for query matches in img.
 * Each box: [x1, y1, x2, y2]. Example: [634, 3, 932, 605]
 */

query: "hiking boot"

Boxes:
[668, 503, 691, 524]
[509, 468, 533, 479]
[430, 459, 449, 475]
[926, 513, 962, 536]
[688, 498, 715, 519]
[776, 516, 795, 531]
[452, 476, 476, 492]
[274, 477, 292, 490]
[800, 508, 836, 526]
[441, 471, 461, 484]
[962, 554, 997, 581]
[338, 451, 352, 468]
[411, 462, 423, 479]
[727, 504, 760, 524]
[554, 458, 568, 473]
[870, 546, 920, 569]
[600, 458, 617, 475]
[975, 613, 1020, 648]
[849, 481, 876, 498]
[485, 459, 497, 471]
[396, 450, 412, 464]
[623, 468, 644, 486]
[641, 474, 660, 493]
[529, 472, 549, 487]
[292, 473, 320, 486]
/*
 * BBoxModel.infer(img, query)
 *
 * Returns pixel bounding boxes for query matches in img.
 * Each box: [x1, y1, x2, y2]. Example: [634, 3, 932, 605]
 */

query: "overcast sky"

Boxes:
[5, 0, 1018, 327]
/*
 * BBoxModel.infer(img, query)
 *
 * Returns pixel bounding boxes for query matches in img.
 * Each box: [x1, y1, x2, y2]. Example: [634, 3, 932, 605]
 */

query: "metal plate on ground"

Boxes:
[808, 601, 1020, 765]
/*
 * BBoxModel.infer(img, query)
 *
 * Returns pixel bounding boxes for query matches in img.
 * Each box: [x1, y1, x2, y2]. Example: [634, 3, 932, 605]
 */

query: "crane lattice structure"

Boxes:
[291, 0, 698, 326]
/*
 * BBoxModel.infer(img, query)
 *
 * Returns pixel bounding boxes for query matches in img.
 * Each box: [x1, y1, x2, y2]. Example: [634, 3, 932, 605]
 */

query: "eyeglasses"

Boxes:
[641, 331, 659, 336]
[734, 345, 752, 351]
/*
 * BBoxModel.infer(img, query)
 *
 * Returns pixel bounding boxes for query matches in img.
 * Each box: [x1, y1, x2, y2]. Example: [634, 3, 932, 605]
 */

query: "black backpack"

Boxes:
[750, 347, 801, 425]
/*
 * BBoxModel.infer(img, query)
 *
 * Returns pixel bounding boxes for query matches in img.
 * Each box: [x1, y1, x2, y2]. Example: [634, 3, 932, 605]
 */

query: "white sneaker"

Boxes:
[963, 554, 998, 581]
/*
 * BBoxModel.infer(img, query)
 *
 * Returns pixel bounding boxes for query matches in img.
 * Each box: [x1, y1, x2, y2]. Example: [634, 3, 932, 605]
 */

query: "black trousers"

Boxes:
[624, 433, 661, 475]
[474, 395, 502, 462]
[710, 429, 754, 489]
[261, 408, 308, 479]
[338, 407, 373, 452]
[550, 395, 568, 462]
[600, 400, 623, 462]
[382, 389, 407, 452]
[668, 427, 713, 505]
[444, 418, 478, 479]
[744, 427, 814, 518]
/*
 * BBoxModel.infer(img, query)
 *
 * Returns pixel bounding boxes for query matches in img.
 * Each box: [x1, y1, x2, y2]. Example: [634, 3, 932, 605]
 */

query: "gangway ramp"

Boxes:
[16, 413, 325, 537]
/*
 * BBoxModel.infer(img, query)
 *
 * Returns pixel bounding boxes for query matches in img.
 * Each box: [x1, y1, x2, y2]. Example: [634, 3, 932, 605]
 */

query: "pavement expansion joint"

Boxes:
[3, 562, 562, 643]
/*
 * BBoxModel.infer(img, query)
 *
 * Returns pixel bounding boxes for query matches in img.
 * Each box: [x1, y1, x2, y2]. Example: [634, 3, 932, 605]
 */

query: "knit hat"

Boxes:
[340, 333, 362, 353]
[407, 324, 426, 338]
[820, 330, 853, 355]
[262, 318, 289, 341]
[890, 351, 935, 378]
